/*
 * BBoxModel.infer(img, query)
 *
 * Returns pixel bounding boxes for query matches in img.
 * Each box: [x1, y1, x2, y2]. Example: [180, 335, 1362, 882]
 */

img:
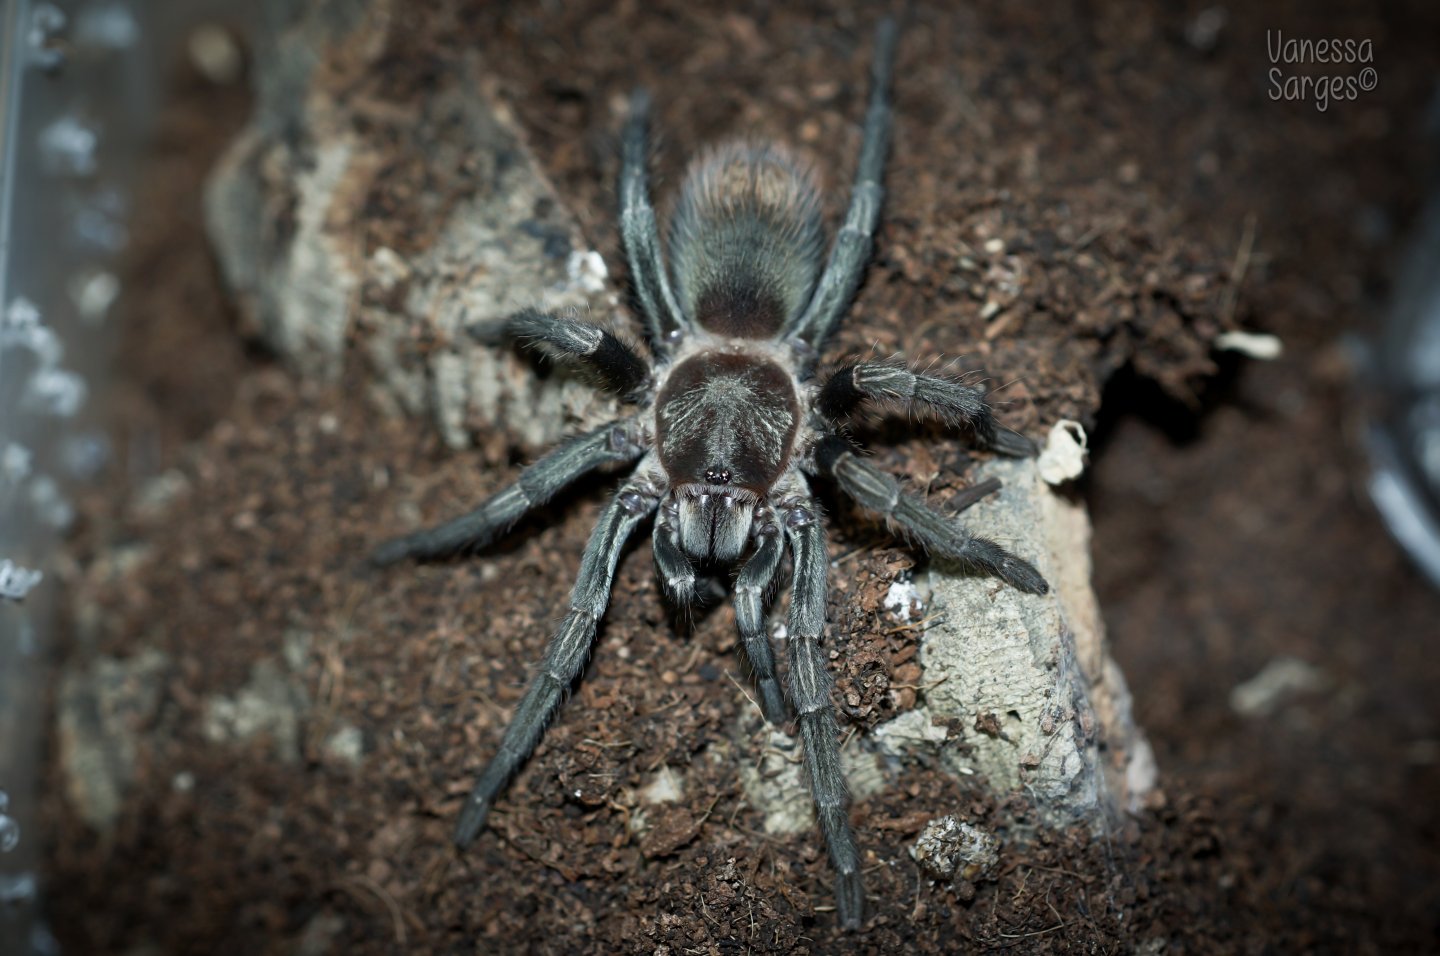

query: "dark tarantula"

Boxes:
[373, 19, 1048, 929]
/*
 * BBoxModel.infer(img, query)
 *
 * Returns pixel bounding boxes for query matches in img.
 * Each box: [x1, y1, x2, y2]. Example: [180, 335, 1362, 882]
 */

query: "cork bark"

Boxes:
[204, 0, 618, 451]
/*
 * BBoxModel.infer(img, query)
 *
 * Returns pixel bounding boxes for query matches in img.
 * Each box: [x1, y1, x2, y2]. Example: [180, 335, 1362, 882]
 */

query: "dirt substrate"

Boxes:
[40, 1, 1440, 953]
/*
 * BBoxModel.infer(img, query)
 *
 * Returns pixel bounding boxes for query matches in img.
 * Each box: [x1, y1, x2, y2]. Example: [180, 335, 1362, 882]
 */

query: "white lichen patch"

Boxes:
[566, 249, 609, 295]
[1036, 420, 1089, 485]
[882, 576, 923, 621]
[368, 246, 412, 293]
[1230, 656, 1331, 717]
[640, 765, 686, 805]
[132, 468, 190, 519]
[1215, 330, 1283, 360]
[322, 723, 366, 765]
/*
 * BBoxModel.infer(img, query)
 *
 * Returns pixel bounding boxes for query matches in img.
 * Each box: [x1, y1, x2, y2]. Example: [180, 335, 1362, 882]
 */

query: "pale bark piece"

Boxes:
[204, 0, 620, 450]
[58, 649, 171, 833]
[880, 457, 1155, 825]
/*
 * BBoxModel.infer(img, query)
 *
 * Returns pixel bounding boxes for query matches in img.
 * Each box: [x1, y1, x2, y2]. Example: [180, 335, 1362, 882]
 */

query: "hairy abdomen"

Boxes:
[668, 141, 824, 338]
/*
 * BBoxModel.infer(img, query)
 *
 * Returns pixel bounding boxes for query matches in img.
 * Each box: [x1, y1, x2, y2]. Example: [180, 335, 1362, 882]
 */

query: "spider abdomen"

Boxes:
[668, 141, 824, 338]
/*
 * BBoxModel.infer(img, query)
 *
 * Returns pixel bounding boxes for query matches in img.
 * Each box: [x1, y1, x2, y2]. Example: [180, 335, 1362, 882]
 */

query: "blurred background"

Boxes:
[2, 2, 247, 951]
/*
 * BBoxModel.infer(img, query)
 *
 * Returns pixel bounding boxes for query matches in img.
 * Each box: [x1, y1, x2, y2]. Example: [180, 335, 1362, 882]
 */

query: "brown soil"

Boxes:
[42, 1, 1440, 954]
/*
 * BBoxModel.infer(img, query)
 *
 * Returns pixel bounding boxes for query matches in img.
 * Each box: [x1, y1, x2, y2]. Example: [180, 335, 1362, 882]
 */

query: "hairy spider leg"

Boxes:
[506, 309, 652, 399]
[817, 360, 1039, 457]
[814, 437, 1049, 595]
[733, 509, 788, 723]
[781, 495, 864, 929]
[369, 419, 647, 566]
[454, 464, 664, 846]
[783, 18, 899, 359]
[621, 90, 693, 349]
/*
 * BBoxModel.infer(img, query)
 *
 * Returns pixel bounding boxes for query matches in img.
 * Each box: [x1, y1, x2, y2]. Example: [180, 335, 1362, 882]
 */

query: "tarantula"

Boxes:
[373, 19, 1048, 929]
